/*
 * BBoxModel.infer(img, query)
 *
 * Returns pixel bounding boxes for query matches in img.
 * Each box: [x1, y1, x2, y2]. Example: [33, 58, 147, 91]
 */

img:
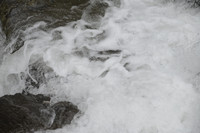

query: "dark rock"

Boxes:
[0, 93, 51, 133]
[195, 0, 200, 6]
[50, 101, 79, 129]
[0, 0, 90, 53]
[98, 50, 121, 55]
[0, 93, 79, 133]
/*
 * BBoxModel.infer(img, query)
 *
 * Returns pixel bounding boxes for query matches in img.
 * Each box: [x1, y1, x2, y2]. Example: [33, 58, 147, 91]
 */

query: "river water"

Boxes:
[1, 0, 200, 133]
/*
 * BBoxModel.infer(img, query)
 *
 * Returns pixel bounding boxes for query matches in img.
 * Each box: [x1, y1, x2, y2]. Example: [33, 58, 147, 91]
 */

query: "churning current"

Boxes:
[1, 0, 200, 133]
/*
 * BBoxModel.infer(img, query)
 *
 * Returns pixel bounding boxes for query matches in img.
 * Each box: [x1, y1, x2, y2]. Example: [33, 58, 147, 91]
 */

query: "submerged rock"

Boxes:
[83, 1, 109, 23]
[24, 59, 55, 90]
[0, 93, 79, 133]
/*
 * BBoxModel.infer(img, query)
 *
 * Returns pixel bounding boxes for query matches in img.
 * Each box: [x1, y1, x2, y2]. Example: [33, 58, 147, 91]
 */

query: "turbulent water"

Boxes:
[1, 0, 200, 132]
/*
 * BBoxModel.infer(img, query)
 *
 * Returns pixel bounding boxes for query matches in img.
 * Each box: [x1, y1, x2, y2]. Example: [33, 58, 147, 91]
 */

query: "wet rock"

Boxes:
[0, 0, 90, 53]
[0, 93, 79, 133]
[98, 50, 121, 55]
[24, 59, 55, 90]
[50, 101, 79, 129]
[82, 0, 109, 29]
[0, 93, 51, 133]
[83, 1, 109, 22]
[194, 0, 200, 6]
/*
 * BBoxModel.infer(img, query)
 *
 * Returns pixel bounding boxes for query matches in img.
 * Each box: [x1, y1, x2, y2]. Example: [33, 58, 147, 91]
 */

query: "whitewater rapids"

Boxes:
[1, 0, 200, 132]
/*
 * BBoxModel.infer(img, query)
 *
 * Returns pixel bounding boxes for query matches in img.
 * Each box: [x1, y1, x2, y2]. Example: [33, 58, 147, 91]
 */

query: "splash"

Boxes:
[1, 0, 200, 133]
